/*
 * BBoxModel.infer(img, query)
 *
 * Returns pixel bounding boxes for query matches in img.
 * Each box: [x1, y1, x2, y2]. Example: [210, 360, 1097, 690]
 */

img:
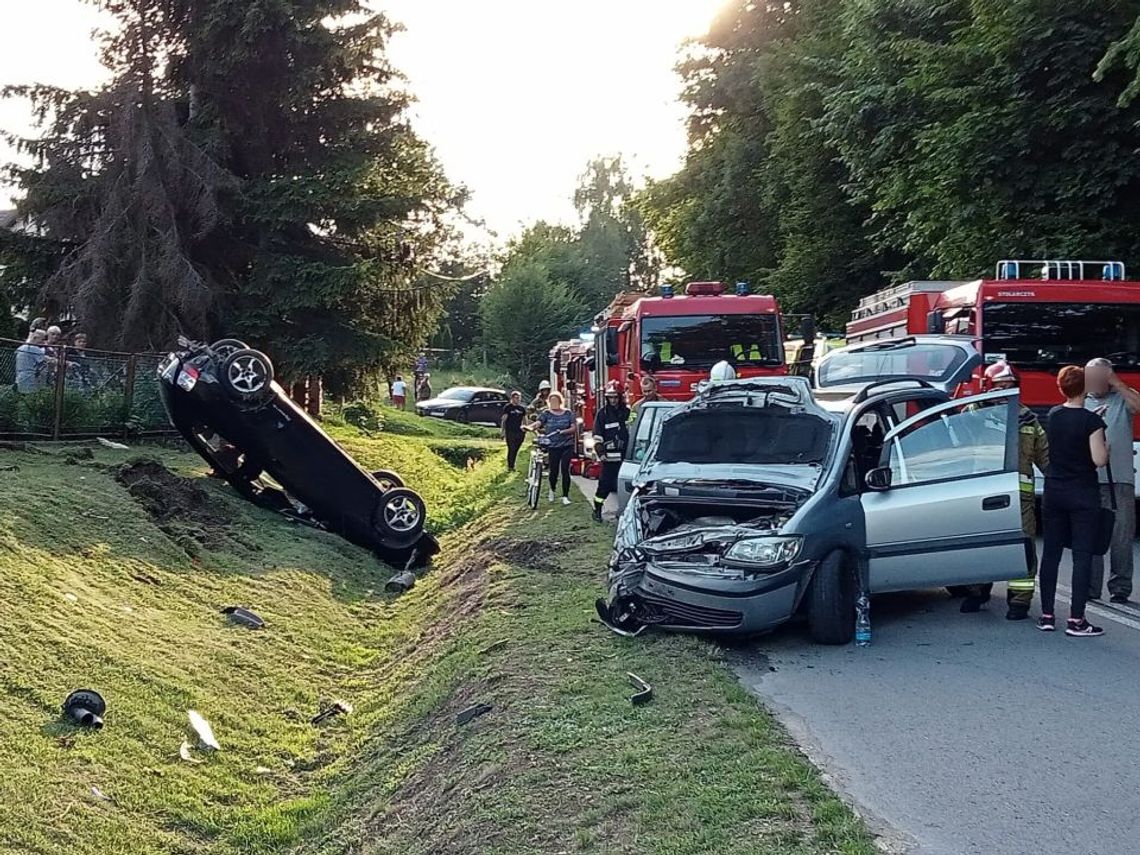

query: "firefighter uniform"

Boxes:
[592, 401, 630, 521]
[1009, 405, 1049, 608]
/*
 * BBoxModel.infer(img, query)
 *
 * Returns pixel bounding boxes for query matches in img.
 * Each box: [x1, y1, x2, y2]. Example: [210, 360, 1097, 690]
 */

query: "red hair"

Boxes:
[1057, 365, 1085, 399]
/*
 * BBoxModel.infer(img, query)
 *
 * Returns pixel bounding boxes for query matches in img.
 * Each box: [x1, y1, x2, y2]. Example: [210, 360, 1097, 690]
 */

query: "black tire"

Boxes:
[808, 550, 857, 645]
[220, 349, 274, 403]
[946, 585, 973, 598]
[455, 409, 469, 424]
[210, 338, 249, 362]
[371, 469, 405, 490]
[372, 487, 426, 544]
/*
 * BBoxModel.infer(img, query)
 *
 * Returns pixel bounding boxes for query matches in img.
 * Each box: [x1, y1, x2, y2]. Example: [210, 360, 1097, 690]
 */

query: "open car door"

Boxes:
[861, 389, 1029, 592]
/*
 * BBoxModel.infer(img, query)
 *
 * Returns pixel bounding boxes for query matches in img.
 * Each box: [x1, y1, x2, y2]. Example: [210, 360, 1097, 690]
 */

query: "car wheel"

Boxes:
[371, 469, 405, 490]
[210, 338, 249, 362]
[455, 409, 469, 423]
[808, 550, 856, 645]
[373, 487, 426, 544]
[221, 349, 274, 403]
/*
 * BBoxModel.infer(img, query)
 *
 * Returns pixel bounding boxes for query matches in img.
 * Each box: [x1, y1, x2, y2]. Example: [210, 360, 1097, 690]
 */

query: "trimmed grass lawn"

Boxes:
[0, 431, 874, 854]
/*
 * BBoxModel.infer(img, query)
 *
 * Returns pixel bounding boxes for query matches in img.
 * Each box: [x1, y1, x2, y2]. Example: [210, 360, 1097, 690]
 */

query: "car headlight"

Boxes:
[723, 536, 801, 567]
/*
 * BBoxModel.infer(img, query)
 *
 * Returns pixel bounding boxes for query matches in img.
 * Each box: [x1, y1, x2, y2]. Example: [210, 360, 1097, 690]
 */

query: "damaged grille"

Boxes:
[638, 592, 743, 629]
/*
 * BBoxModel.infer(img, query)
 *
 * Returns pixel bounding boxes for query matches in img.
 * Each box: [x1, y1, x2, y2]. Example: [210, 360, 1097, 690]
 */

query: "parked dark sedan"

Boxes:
[157, 338, 439, 569]
[415, 387, 509, 425]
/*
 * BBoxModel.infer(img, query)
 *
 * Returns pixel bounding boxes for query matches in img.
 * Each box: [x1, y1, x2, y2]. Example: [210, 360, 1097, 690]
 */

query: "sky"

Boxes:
[0, 0, 726, 240]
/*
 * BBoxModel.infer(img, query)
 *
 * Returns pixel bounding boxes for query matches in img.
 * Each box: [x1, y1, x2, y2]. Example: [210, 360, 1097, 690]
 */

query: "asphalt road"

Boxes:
[733, 543, 1140, 855]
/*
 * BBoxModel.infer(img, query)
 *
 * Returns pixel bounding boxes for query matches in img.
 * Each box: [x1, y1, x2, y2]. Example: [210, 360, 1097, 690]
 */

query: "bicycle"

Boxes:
[525, 434, 553, 509]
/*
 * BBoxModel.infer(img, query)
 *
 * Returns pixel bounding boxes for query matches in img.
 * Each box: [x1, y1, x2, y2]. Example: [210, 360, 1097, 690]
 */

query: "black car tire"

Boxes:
[210, 338, 249, 361]
[455, 409, 469, 424]
[221, 349, 275, 404]
[808, 550, 856, 645]
[371, 469, 405, 490]
[372, 487, 426, 544]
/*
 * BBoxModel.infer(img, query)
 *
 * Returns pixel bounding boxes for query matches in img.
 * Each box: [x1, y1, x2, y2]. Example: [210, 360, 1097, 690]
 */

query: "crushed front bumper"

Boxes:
[596, 559, 813, 636]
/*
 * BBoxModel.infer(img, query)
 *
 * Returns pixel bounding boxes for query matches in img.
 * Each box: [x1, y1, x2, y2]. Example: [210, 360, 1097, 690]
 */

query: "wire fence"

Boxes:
[0, 337, 175, 440]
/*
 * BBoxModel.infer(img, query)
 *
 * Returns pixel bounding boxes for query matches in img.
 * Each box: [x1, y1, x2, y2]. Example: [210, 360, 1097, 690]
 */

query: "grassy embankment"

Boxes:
[0, 404, 875, 855]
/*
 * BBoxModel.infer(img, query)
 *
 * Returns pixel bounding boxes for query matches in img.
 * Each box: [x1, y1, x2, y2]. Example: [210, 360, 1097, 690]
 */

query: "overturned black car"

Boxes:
[157, 338, 439, 569]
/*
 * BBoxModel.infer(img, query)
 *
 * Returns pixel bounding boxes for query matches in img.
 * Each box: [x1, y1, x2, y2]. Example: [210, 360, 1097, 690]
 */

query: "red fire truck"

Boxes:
[847, 259, 1140, 490]
[591, 281, 789, 406]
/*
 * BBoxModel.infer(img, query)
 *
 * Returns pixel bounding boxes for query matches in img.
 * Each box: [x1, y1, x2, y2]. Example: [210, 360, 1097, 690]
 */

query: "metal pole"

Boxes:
[51, 347, 67, 440]
[122, 355, 137, 439]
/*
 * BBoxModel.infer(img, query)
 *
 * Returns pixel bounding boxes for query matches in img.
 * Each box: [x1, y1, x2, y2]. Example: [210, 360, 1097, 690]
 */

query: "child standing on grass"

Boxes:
[391, 375, 408, 410]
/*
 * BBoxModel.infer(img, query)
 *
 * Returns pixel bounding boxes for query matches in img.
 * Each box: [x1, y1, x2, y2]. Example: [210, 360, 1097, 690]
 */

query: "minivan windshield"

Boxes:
[817, 342, 968, 387]
[655, 409, 833, 466]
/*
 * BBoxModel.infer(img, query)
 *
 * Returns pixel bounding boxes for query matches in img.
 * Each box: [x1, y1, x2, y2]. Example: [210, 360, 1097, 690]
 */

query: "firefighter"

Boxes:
[631, 375, 660, 412]
[528, 380, 552, 419]
[698, 360, 737, 393]
[592, 382, 631, 523]
[960, 360, 1049, 619]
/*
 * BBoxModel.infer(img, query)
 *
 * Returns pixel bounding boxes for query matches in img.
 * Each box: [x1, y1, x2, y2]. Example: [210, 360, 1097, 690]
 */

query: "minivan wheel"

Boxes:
[373, 487, 426, 544]
[371, 469, 405, 490]
[808, 550, 856, 645]
[221, 349, 274, 403]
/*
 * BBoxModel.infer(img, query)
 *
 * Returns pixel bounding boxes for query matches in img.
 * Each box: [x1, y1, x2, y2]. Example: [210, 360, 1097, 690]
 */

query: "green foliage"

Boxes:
[3, 0, 461, 390]
[481, 260, 584, 390]
[341, 400, 385, 434]
[644, 0, 1140, 323]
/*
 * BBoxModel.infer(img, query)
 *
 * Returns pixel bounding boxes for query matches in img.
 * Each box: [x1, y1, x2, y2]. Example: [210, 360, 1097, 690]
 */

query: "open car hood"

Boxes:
[637, 462, 822, 492]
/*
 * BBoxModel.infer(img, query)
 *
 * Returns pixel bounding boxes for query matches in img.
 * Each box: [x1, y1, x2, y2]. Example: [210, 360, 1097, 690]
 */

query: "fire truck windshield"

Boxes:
[640, 314, 782, 370]
[984, 303, 1140, 369]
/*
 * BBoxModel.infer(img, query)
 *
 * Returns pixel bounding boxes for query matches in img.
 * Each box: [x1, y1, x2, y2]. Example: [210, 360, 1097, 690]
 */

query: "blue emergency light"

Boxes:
[735, 281, 749, 295]
[661, 283, 674, 299]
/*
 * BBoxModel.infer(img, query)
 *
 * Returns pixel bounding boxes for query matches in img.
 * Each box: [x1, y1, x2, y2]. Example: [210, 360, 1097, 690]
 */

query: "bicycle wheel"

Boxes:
[530, 461, 545, 509]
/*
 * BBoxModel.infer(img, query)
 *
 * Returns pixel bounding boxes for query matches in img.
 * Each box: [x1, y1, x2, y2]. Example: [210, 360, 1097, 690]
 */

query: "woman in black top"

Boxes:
[1038, 365, 1109, 637]
[500, 391, 528, 471]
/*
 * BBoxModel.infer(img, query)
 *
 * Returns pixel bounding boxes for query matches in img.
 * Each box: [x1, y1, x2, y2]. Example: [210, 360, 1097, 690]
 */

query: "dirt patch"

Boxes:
[115, 459, 232, 554]
[430, 445, 491, 469]
[483, 537, 564, 572]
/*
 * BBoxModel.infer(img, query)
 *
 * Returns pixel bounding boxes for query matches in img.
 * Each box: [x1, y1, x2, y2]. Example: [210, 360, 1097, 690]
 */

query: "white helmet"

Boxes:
[538, 380, 552, 391]
[709, 360, 737, 382]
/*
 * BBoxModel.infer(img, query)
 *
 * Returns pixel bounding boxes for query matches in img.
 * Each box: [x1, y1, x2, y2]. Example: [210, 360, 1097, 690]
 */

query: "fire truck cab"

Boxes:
[592, 281, 789, 406]
[847, 259, 1140, 494]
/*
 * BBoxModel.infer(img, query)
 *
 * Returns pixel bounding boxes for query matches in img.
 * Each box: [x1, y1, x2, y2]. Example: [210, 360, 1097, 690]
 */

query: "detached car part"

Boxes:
[62, 689, 106, 729]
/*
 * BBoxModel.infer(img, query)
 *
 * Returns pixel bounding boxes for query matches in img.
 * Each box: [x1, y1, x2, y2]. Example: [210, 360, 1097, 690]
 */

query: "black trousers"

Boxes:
[547, 445, 572, 497]
[505, 430, 524, 470]
[1039, 480, 1101, 620]
[596, 461, 620, 501]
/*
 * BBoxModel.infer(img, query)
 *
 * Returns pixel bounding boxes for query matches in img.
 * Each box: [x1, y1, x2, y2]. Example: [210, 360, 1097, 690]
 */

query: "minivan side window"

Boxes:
[887, 402, 1009, 486]
[628, 408, 659, 462]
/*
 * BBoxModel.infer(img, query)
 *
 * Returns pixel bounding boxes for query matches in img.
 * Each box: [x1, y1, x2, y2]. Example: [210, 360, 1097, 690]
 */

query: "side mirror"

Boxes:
[864, 467, 892, 491]
[801, 316, 817, 343]
[926, 310, 946, 335]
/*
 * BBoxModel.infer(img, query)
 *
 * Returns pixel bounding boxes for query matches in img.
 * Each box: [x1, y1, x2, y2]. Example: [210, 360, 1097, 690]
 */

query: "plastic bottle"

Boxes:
[855, 594, 871, 647]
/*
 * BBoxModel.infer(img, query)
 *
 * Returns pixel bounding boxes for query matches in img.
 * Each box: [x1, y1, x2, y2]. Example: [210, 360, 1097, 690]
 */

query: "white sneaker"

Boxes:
[561, 496, 571, 506]
[548, 489, 555, 503]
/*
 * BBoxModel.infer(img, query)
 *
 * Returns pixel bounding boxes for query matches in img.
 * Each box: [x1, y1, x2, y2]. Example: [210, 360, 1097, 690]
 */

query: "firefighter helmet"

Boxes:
[709, 360, 737, 382]
[604, 381, 622, 397]
[984, 360, 1018, 388]
[538, 380, 552, 391]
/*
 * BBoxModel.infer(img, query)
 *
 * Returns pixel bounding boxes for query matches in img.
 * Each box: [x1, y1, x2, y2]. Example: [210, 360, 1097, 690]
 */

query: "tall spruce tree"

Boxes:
[2, 0, 460, 388]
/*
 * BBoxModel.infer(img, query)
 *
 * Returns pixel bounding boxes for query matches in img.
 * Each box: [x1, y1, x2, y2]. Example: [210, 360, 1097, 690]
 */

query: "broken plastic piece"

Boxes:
[62, 689, 106, 729]
[627, 673, 653, 706]
[178, 740, 202, 764]
[97, 437, 130, 450]
[456, 703, 493, 726]
[385, 570, 416, 594]
[594, 599, 648, 637]
[188, 710, 220, 750]
[222, 606, 265, 629]
[311, 700, 353, 725]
